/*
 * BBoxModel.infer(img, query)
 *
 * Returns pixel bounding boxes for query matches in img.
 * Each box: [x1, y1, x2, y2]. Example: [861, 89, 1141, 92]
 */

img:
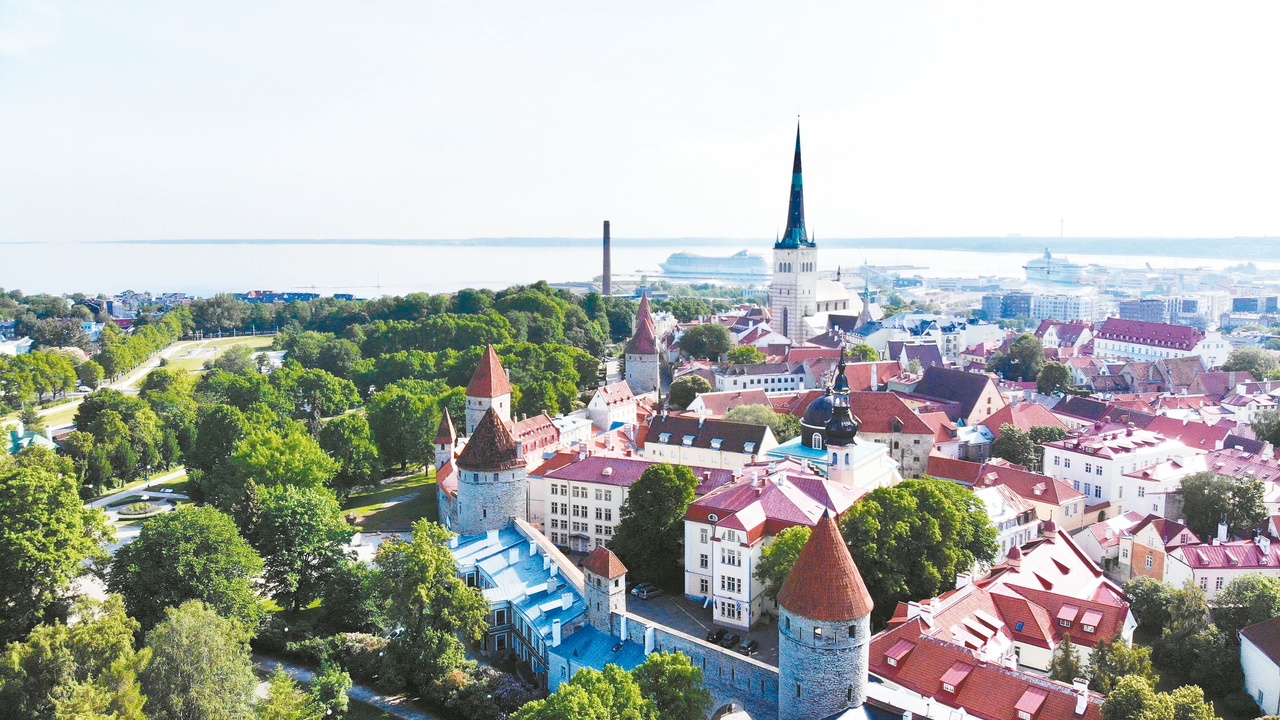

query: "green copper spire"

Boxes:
[776, 122, 813, 250]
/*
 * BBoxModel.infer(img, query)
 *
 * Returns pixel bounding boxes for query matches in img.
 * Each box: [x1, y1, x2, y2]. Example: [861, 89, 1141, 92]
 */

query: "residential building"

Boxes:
[1030, 294, 1101, 323]
[974, 484, 1039, 563]
[586, 380, 637, 431]
[979, 402, 1069, 440]
[1034, 320, 1094, 350]
[1166, 537, 1280, 599]
[1241, 615, 1280, 716]
[900, 366, 1007, 426]
[1043, 428, 1192, 517]
[642, 414, 777, 469]
[1090, 318, 1229, 367]
[716, 361, 808, 392]
[845, 391, 940, 478]
[1118, 298, 1168, 324]
[682, 457, 863, 629]
[1075, 511, 1146, 575]
[1117, 515, 1199, 581]
[684, 389, 770, 418]
[927, 455, 1088, 532]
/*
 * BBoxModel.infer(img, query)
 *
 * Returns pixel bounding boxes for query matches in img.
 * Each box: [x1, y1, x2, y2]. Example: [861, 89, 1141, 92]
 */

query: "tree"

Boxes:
[842, 478, 997, 624]
[365, 385, 437, 470]
[319, 558, 382, 633]
[753, 525, 811, 606]
[1101, 675, 1216, 720]
[987, 333, 1044, 381]
[1028, 425, 1069, 447]
[1211, 572, 1280, 636]
[1180, 471, 1266, 540]
[316, 412, 383, 499]
[108, 505, 265, 630]
[1253, 408, 1280, 447]
[141, 600, 257, 720]
[256, 665, 319, 720]
[226, 422, 339, 498]
[1048, 634, 1083, 683]
[610, 464, 699, 589]
[76, 360, 104, 390]
[849, 343, 880, 362]
[512, 664, 653, 720]
[631, 652, 710, 720]
[205, 344, 256, 375]
[255, 485, 354, 612]
[310, 662, 352, 719]
[0, 463, 111, 643]
[0, 596, 148, 720]
[283, 367, 361, 431]
[1036, 361, 1072, 395]
[1221, 346, 1279, 379]
[1087, 639, 1157, 694]
[726, 345, 765, 365]
[677, 324, 731, 360]
[990, 425, 1038, 469]
[667, 375, 710, 411]
[375, 520, 489, 690]
[724, 403, 800, 443]
[1124, 576, 1178, 630]
[186, 403, 249, 477]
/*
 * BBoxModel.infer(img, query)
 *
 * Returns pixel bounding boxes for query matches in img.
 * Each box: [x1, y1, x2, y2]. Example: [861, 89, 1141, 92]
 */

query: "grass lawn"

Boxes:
[40, 401, 82, 429]
[343, 471, 438, 532]
[165, 335, 277, 372]
[151, 472, 189, 494]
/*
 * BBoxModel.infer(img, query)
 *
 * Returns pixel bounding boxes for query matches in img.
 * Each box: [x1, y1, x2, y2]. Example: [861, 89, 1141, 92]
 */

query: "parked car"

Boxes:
[735, 639, 760, 656]
[637, 586, 664, 600]
[630, 582, 655, 597]
[707, 628, 728, 644]
[720, 632, 741, 649]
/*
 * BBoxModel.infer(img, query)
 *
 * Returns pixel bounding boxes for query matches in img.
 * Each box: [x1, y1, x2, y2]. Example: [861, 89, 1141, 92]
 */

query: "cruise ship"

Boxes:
[659, 250, 769, 282]
[1024, 248, 1086, 284]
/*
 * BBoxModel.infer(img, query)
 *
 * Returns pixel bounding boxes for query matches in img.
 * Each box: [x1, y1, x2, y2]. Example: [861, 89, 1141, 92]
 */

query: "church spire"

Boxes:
[776, 121, 812, 250]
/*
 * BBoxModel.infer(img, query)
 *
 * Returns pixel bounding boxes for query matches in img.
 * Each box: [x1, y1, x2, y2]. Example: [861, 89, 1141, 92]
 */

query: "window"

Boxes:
[1014, 621, 1025, 631]
[700, 529, 708, 544]
[1199, 577, 1209, 590]
[700, 554, 708, 569]
[943, 682, 956, 693]
[1083, 624, 1096, 633]
[1054, 456, 1061, 466]
[1084, 482, 1091, 495]
[813, 627, 823, 639]
[1085, 463, 1092, 473]
[719, 600, 742, 621]
[1058, 619, 1072, 628]
[1073, 481, 1080, 491]
[1018, 712, 1031, 720]
[811, 433, 822, 450]
[700, 578, 709, 594]
[1138, 486, 1146, 498]
[1096, 466, 1102, 476]
[1064, 458, 1071, 468]
[848, 625, 857, 638]
[1095, 486, 1102, 498]
[721, 576, 741, 593]
[1144, 556, 1153, 570]
[1216, 577, 1225, 590]
[1122, 548, 1129, 559]
[722, 548, 741, 567]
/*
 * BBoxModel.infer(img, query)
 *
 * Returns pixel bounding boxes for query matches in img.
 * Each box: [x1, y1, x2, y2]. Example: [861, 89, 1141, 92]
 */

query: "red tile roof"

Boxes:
[539, 454, 733, 495]
[456, 408, 523, 470]
[1143, 416, 1228, 451]
[435, 408, 457, 444]
[594, 381, 635, 409]
[685, 467, 863, 542]
[980, 403, 1068, 439]
[1095, 318, 1204, 350]
[848, 391, 934, 435]
[689, 389, 769, 416]
[927, 455, 1083, 506]
[625, 294, 660, 355]
[581, 546, 628, 579]
[466, 344, 513, 397]
[513, 412, 560, 454]
[1202, 447, 1280, 482]
[1240, 615, 1280, 667]
[777, 512, 874, 621]
[1175, 539, 1280, 570]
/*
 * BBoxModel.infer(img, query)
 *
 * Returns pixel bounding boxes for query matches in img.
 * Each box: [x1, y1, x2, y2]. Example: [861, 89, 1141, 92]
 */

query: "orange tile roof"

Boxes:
[435, 408, 457, 444]
[456, 408, 523, 470]
[776, 512, 873, 622]
[466, 344, 513, 397]
[581, 546, 628, 579]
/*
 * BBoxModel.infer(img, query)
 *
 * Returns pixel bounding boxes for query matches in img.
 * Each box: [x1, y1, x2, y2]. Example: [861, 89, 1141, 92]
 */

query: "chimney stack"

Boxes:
[602, 221, 612, 296]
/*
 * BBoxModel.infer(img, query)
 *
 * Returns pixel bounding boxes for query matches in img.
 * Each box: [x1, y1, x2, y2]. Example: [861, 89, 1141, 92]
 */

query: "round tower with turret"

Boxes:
[581, 546, 628, 634]
[466, 345, 512, 436]
[625, 293, 661, 394]
[454, 407, 526, 536]
[776, 510, 874, 720]
[434, 408, 458, 472]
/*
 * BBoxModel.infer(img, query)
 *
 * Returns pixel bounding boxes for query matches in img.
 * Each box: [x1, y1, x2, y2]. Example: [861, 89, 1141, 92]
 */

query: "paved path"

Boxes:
[254, 656, 442, 720]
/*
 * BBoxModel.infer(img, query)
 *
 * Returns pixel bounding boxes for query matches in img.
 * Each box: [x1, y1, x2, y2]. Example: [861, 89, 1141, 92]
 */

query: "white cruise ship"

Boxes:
[1024, 248, 1086, 284]
[659, 250, 768, 282]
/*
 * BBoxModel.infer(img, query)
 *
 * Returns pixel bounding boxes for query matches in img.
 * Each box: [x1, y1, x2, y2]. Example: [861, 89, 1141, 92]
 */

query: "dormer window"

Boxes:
[744, 442, 756, 453]
[682, 435, 695, 446]
[658, 432, 671, 443]
[710, 438, 723, 450]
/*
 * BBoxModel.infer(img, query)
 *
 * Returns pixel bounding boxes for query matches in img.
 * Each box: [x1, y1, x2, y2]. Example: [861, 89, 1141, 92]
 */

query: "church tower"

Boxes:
[581, 546, 628, 634]
[454, 407, 527, 536]
[768, 123, 819, 341]
[825, 354, 862, 487]
[624, 292, 661, 394]
[776, 511, 874, 720]
[466, 345, 512, 436]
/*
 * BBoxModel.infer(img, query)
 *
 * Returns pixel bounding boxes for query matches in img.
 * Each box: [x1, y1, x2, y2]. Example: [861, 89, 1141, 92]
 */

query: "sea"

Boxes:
[2, 238, 1278, 298]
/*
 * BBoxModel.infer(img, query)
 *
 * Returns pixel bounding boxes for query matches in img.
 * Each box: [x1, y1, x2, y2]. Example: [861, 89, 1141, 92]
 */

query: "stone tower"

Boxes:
[434, 408, 458, 471]
[624, 293, 661, 394]
[825, 354, 862, 487]
[454, 407, 527, 536]
[776, 511, 873, 720]
[581, 546, 628, 634]
[768, 123, 818, 341]
[466, 345, 512, 436]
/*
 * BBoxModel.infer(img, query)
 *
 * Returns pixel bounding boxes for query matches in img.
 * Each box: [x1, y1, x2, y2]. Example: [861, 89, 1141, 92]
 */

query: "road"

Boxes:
[254, 657, 442, 720]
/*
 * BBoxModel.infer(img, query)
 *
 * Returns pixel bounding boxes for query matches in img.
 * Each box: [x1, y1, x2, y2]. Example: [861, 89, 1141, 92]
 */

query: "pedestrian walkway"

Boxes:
[254, 656, 442, 720]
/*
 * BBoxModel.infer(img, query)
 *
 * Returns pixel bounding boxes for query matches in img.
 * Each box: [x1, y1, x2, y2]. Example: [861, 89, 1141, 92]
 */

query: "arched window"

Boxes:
[811, 433, 822, 450]
[831, 453, 838, 465]
[845, 452, 851, 463]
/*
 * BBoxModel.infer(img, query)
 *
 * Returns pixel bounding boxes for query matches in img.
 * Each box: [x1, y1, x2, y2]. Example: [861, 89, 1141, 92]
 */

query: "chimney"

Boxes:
[918, 600, 933, 625]
[644, 625, 655, 654]
[1218, 517, 1229, 544]
[561, 592, 573, 610]
[956, 572, 971, 589]
[550, 563, 559, 577]
[545, 578, 556, 595]
[552, 618, 562, 647]
[602, 221, 612, 297]
[542, 554, 550, 570]
[619, 614, 628, 640]
[509, 546, 520, 565]
[1073, 678, 1089, 715]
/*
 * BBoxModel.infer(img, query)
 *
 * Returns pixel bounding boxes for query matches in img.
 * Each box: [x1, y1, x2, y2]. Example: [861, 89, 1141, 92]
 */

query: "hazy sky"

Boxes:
[3, 1, 1280, 242]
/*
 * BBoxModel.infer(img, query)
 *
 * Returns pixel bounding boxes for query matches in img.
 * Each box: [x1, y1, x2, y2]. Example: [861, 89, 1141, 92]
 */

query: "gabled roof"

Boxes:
[456, 407, 523, 470]
[928, 455, 1084, 506]
[1241, 615, 1280, 667]
[644, 414, 770, 455]
[911, 367, 1001, 421]
[467, 344, 513, 397]
[537, 454, 733, 495]
[687, 389, 769, 416]
[625, 293, 660, 355]
[1174, 539, 1280, 570]
[593, 380, 636, 409]
[777, 512, 873, 621]
[1191, 371, 1257, 402]
[980, 403, 1068, 439]
[1128, 515, 1198, 549]
[847, 392, 934, 435]
[1144, 416, 1228, 451]
[581, 546, 628, 579]
[1095, 318, 1204, 350]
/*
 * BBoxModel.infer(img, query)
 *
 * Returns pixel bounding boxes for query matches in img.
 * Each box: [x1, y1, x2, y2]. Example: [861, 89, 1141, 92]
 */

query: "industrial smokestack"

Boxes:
[602, 220, 612, 296]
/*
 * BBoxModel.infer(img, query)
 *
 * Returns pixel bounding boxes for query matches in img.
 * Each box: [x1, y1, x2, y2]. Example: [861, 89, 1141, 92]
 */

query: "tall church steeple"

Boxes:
[776, 122, 813, 250]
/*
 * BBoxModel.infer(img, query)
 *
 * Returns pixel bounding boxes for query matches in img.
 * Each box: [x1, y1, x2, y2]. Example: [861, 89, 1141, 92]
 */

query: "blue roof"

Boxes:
[550, 625, 647, 674]
[768, 437, 830, 464]
[451, 525, 585, 647]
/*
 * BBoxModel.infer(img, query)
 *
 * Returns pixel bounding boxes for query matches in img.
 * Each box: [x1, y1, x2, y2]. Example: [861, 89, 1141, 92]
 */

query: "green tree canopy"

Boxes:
[987, 333, 1044, 382]
[255, 485, 354, 612]
[1211, 572, 1280, 636]
[108, 505, 265, 630]
[990, 425, 1038, 469]
[141, 600, 258, 720]
[848, 343, 880, 362]
[1048, 633, 1082, 683]
[1087, 639, 1157, 695]
[724, 403, 800, 443]
[1036, 361, 1072, 395]
[677, 324, 731, 360]
[1124, 576, 1179, 631]
[842, 477, 997, 624]
[610, 464, 699, 589]
[1180, 471, 1266, 540]
[365, 384, 438, 470]
[316, 412, 383, 498]
[726, 345, 765, 365]
[667, 375, 711, 410]
[512, 664, 653, 720]
[631, 652, 711, 720]
[753, 525, 811, 605]
[1221, 346, 1279, 379]
[1100, 675, 1216, 720]
[0, 462, 111, 643]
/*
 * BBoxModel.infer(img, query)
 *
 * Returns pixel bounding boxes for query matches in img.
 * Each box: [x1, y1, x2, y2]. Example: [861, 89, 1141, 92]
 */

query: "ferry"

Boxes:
[1024, 248, 1086, 284]
[659, 250, 769, 282]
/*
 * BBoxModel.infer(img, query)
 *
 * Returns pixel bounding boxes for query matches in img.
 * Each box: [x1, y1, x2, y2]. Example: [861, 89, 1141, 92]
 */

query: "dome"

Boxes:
[801, 389, 835, 430]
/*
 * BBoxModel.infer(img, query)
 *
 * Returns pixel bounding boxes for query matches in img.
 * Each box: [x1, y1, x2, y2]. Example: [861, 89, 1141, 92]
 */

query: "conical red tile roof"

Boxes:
[625, 294, 659, 355]
[435, 408, 457, 444]
[456, 407, 523, 470]
[581, 546, 628, 579]
[467, 345, 513, 398]
[776, 511, 873, 622]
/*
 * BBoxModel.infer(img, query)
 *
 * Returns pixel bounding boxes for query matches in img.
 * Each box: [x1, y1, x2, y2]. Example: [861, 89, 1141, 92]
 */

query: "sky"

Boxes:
[3, 1, 1280, 243]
